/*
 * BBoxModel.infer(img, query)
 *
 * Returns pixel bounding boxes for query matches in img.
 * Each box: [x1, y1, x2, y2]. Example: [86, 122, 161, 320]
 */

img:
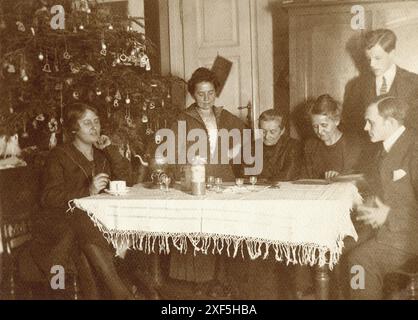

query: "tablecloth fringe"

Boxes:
[76, 202, 346, 269]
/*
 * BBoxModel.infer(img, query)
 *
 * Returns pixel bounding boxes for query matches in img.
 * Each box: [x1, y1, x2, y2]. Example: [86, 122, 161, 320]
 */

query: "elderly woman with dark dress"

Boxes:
[168, 67, 247, 297]
[297, 94, 371, 299]
[30, 103, 136, 299]
[302, 94, 362, 179]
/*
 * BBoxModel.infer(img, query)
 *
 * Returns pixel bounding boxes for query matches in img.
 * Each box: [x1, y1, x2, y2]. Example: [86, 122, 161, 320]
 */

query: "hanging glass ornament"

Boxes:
[42, 54, 52, 73]
[115, 90, 122, 100]
[155, 134, 162, 145]
[108, 24, 113, 30]
[16, 21, 25, 32]
[96, 88, 102, 96]
[38, 52, 44, 61]
[113, 99, 119, 107]
[79, 25, 84, 30]
[142, 114, 149, 123]
[105, 88, 112, 103]
[73, 91, 80, 100]
[22, 121, 29, 138]
[6, 64, 16, 73]
[125, 94, 131, 104]
[21, 69, 28, 81]
[100, 42, 107, 56]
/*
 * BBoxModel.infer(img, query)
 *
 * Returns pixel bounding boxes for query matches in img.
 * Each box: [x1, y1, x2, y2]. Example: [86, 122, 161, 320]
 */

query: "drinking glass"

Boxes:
[207, 176, 215, 190]
[235, 178, 244, 189]
[163, 175, 171, 193]
[215, 177, 223, 193]
[249, 176, 257, 191]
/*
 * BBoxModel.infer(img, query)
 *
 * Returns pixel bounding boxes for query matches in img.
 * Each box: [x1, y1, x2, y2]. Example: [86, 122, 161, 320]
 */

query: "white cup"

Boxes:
[109, 181, 126, 193]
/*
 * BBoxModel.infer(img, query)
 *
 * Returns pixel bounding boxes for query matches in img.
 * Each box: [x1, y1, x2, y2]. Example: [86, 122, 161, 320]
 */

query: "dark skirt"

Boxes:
[30, 208, 112, 276]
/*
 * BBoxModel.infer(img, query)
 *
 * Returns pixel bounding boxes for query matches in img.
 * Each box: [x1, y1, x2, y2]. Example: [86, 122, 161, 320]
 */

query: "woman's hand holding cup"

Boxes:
[90, 173, 110, 195]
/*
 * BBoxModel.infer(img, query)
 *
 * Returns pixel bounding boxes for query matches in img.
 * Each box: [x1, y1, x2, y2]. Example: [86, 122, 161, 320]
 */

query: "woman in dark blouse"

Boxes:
[303, 94, 362, 179]
[297, 94, 365, 298]
[169, 67, 246, 296]
[31, 103, 135, 299]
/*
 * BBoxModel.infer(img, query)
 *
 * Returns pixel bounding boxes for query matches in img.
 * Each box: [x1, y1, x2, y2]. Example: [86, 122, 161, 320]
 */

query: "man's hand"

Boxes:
[325, 171, 340, 180]
[94, 135, 111, 150]
[90, 173, 110, 195]
[356, 197, 390, 229]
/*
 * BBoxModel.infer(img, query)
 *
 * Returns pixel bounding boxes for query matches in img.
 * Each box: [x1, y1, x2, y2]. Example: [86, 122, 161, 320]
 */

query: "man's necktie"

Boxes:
[380, 76, 388, 95]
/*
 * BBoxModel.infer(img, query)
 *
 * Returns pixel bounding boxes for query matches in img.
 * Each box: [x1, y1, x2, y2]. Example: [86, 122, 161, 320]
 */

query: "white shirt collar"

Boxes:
[376, 64, 397, 95]
[383, 125, 406, 152]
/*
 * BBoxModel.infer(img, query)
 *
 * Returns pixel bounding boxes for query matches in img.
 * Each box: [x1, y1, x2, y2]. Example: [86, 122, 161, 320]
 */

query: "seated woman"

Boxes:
[258, 109, 302, 182]
[168, 67, 247, 296]
[302, 94, 362, 179]
[297, 94, 371, 298]
[30, 103, 136, 299]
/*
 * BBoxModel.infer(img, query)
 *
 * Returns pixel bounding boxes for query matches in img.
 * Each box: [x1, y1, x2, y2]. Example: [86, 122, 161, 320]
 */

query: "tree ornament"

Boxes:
[7, 64, 16, 73]
[73, 91, 80, 100]
[113, 99, 119, 107]
[49, 132, 57, 149]
[142, 114, 149, 123]
[108, 24, 113, 30]
[54, 49, 59, 72]
[21, 69, 28, 81]
[120, 53, 128, 63]
[16, 21, 26, 32]
[115, 90, 122, 100]
[79, 25, 84, 30]
[155, 135, 162, 145]
[96, 88, 102, 96]
[125, 94, 131, 104]
[38, 52, 44, 61]
[22, 126, 29, 138]
[42, 54, 51, 73]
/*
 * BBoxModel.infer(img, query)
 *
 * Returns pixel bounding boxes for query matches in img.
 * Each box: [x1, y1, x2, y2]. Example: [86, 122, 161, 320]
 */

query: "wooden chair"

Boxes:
[387, 257, 418, 300]
[0, 165, 79, 299]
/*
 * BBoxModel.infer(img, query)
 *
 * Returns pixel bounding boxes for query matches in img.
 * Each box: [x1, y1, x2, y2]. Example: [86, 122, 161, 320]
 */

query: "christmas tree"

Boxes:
[0, 0, 184, 160]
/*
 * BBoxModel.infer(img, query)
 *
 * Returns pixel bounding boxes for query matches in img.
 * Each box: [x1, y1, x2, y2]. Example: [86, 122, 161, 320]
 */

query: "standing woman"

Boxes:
[169, 67, 246, 296]
[31, 103, 135, 299]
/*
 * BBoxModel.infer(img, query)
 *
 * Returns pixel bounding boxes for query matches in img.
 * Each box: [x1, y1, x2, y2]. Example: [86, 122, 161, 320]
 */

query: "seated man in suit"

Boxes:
[258, 109, 301, 181]
[343, 28, 418, 137]
[348, 96, 418, 299]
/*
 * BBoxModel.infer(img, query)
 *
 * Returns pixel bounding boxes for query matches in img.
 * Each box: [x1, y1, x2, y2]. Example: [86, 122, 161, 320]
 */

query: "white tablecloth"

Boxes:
[71, 182, 360, 269]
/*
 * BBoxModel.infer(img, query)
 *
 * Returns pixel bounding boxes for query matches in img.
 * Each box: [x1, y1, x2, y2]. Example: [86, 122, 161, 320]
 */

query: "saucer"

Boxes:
[104, 188, 130, 196]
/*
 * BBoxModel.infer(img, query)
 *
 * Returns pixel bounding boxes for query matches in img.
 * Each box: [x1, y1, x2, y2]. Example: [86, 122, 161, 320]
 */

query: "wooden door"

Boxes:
[181, 0, 254, 121]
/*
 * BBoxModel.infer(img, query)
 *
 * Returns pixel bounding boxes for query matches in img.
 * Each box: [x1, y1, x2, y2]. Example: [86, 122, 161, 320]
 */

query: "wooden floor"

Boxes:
[1, 252, 303, 300]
